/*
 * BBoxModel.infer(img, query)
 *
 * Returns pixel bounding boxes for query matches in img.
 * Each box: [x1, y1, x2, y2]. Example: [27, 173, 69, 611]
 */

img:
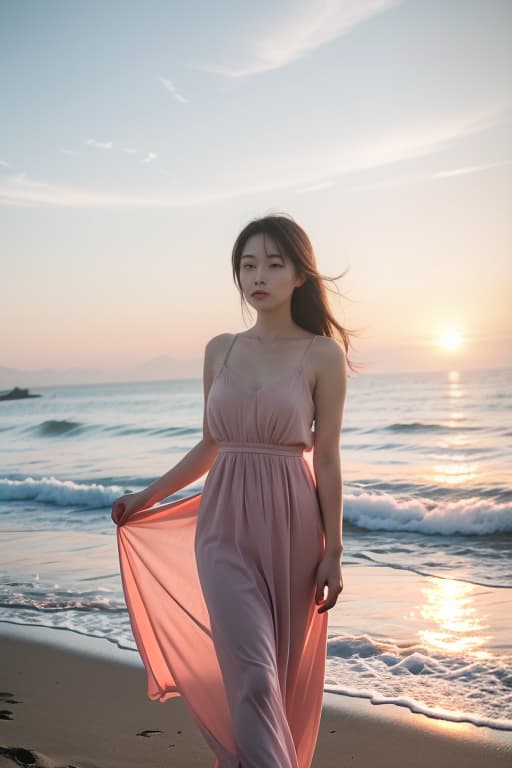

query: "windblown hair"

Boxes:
[231, 212, 363, 374]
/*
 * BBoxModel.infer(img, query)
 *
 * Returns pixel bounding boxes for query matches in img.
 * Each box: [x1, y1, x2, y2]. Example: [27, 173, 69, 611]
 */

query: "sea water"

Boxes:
[0, 366, 511, 730]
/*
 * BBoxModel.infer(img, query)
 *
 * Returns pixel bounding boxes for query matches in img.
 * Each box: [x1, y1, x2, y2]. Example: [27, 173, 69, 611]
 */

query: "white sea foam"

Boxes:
[346, 490, 512, 535]
[0, 476, 128, 507]
[1, 477, 510, 536]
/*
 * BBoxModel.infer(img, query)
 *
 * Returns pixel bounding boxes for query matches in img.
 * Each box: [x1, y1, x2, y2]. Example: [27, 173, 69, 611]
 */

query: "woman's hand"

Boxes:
[315, 551, 343, 614]
[111, 490, 150, 526]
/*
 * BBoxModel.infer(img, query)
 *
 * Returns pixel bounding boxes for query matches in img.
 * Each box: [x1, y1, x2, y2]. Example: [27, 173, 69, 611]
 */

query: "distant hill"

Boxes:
[0, 356, 202, 387]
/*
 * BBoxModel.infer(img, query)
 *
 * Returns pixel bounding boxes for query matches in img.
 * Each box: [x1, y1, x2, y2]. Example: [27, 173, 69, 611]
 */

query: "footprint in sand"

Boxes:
[0, 746, 37, 766]
[0, 692, 22, 720]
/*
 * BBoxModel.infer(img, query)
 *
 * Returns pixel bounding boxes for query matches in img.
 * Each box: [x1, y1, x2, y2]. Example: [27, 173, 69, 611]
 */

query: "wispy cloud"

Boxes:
[0, 160, 9, 167]
[337, 106, 503, 174]
[191, 0, 401, 77]
[63, 143, 148, 158]
[296, 179, 335, 194]
[84, 139, 113, 149]
[0, 104, 505, 208]
[160, 76, 189, 103]
[431, 160, 512, 179]
[357, 159, 512, 191]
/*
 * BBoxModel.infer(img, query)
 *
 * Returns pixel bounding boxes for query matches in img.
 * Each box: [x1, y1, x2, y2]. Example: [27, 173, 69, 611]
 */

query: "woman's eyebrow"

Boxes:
[241, 253, 283, 259]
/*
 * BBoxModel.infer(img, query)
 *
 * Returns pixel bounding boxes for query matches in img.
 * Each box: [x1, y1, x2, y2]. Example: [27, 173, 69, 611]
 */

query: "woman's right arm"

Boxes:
[112, 335, 224, 522]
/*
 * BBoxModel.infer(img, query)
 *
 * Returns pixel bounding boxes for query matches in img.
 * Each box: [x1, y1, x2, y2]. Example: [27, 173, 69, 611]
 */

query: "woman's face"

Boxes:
[239, 233, 304, 310]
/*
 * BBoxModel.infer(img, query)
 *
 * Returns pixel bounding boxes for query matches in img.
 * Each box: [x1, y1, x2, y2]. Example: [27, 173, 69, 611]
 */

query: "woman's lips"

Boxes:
[252, 292, 269, 298]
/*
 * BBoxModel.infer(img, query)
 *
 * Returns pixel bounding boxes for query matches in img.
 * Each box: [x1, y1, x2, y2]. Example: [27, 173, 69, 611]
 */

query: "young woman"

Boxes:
[112, 213, 358, 768]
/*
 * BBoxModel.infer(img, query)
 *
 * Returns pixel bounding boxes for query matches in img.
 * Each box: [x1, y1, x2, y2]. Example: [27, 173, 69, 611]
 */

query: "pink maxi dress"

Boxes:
[116, 333, 329, 768]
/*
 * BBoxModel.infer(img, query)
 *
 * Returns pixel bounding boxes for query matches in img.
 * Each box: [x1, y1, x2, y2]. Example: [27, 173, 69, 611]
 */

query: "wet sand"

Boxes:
[0, 623, 511, 768]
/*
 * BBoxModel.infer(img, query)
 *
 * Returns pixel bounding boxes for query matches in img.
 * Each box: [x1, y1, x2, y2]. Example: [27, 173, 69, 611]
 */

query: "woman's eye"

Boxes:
[242, 263, 283, 269]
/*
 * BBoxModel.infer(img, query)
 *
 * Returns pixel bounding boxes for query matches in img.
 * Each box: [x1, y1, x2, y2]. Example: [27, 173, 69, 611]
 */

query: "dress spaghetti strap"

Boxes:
[222, 333, 239, 368]
[299, 334, 317, 367]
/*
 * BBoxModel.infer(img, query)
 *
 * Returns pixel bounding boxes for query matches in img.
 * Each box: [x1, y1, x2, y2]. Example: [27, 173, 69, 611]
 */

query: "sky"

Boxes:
[1, 0, 511, 381]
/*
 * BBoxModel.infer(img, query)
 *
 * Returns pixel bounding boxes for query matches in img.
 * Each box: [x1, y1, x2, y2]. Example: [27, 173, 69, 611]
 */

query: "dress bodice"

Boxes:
[206, 334, 316, 451]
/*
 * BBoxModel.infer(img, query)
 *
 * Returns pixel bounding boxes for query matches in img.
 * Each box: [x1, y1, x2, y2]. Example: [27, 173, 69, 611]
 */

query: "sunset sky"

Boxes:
[1, 0, 511, 380]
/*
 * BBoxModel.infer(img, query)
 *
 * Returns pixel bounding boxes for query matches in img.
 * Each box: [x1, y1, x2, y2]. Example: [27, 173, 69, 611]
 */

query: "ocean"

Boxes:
[1, 366, 511, 731]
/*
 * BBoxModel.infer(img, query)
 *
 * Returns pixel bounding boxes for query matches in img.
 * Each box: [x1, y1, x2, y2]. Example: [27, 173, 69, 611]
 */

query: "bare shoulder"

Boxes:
[309, 335, 346, 402]
[203, 333, 235, 373]
[205, 333, 233, 353]
[312, 335, 346, 377]
[311, 336, 347, 462]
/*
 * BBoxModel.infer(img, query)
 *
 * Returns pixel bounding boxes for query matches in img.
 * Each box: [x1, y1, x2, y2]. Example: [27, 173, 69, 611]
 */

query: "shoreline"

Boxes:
[1, 622, 511, 767]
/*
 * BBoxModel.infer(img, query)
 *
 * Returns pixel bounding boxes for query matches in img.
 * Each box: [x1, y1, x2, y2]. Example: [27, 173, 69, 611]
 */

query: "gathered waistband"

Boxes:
[217, 441, 304, 457]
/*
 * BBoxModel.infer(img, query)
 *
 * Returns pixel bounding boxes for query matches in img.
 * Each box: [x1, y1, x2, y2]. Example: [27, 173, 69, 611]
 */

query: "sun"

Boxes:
[439, 328, 464, 351]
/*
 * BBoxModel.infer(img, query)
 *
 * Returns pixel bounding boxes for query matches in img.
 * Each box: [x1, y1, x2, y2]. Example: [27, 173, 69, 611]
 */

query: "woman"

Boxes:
[112, 213, 358, 768]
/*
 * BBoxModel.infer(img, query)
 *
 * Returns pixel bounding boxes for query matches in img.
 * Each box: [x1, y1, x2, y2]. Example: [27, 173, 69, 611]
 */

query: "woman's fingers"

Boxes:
[317, 581, 343, 613]
[111, 500, 126, 525]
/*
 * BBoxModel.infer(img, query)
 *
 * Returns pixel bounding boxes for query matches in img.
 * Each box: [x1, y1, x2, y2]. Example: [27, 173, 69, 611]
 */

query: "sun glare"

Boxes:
[439, 329, 463, 351]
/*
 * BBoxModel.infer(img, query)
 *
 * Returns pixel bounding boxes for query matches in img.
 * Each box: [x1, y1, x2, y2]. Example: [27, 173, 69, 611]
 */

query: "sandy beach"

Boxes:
[1, 622, 511, 768]
[3, 0, 512, 760]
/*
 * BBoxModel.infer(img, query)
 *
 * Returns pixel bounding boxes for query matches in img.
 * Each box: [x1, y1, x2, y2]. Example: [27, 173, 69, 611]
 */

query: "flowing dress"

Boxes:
[116, 333, 328, 767]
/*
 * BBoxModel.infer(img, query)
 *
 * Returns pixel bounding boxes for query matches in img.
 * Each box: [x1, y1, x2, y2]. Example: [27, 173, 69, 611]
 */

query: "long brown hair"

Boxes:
[231, 213, 363, 375]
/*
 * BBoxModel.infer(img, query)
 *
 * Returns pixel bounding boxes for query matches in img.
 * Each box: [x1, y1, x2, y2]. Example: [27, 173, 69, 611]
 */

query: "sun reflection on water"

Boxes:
[418, 578, 493, 659]
[431, 461, 478, 484]
[429, 371, 481, 485]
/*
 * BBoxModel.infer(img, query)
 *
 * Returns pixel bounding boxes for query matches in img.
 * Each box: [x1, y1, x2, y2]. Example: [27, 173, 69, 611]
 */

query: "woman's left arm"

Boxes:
[311, 338, 347, 612]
